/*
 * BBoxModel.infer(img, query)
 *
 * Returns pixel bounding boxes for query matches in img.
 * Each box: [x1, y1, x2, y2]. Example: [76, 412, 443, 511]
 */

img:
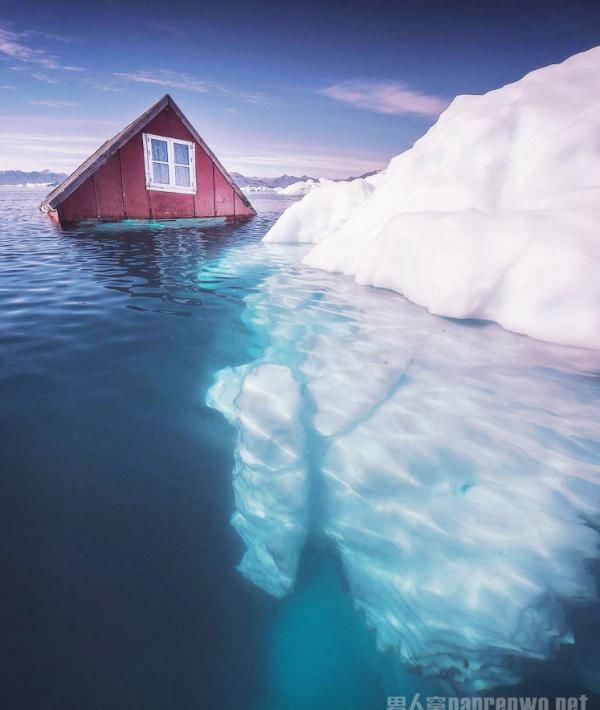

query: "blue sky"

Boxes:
[1, 0, 600, 177]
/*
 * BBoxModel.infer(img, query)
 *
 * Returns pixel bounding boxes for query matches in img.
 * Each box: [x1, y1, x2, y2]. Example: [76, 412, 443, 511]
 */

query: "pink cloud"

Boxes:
[320, 81, 447, 117]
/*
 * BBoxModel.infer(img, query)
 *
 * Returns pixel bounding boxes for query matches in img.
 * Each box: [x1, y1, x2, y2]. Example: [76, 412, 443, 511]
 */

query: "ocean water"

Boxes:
[1, 187, 599, 710]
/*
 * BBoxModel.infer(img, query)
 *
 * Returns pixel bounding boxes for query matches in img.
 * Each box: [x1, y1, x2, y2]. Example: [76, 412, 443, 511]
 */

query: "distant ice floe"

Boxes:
[264, 47, 600, 350]
[242, 177, 329, 197]
[207, 242, 600, 692]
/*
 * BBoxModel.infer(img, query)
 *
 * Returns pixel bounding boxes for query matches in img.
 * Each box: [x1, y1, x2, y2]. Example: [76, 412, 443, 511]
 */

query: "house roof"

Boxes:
[40, 94, 255, 214]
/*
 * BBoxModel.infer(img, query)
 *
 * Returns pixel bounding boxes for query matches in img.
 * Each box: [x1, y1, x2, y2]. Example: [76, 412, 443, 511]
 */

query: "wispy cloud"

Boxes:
[89, 82, 124, 92]
[319, 80, 447, 117]
[113, 69, 219, 94]
[220, 148, 387, 179]
[0, 23, 85, 72]
[0, 24, 61, 68]
[28, 29, 80, 44]
[0, 84, 15, 89]
[0, 131, 99, 143]
[0, 130, 100, 169]
[114, 68, 271, 104]
[237, 90, 269, 105]
[30, 72, 61, 84]
[29, 99, 78, 108]
[145, 20, 185, 37]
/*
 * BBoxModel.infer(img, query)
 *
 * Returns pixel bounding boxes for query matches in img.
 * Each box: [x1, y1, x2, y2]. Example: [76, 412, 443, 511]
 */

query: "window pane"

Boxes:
[151, 139, 168, 162]
[175, 165, 191, 187]
[174, 142, 190, 165]
[152, 162, 170, 184]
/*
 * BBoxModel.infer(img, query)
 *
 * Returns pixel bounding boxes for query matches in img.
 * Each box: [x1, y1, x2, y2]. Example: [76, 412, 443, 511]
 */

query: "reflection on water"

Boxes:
[1, 187, 599, 709]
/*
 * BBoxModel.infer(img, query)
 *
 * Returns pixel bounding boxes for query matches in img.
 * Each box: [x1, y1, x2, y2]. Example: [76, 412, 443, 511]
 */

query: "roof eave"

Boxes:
[41, 94, 171, 211]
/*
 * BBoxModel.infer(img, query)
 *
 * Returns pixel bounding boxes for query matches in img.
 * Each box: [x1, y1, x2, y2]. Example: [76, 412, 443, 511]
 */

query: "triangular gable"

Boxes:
[41, 94, 254, 213]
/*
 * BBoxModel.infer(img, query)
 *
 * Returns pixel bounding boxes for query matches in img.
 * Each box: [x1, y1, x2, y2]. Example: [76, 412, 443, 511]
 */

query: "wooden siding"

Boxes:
[54, 102, 253, 224]
[120, 133, 150, 219]
[58, 178, 97, 223]
[94, 153, 124, 220]
[214, 167, 235, 217]
[194, 148, 216, 217]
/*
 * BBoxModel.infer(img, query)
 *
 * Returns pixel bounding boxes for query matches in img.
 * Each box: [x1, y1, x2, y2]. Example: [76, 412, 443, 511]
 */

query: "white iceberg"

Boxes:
[276, 178, 321, 196]
[242, 177, 325, 196]
[241, 184, 277, 193]
[264, 173, 382, 245]
[264, 48, 600, 350]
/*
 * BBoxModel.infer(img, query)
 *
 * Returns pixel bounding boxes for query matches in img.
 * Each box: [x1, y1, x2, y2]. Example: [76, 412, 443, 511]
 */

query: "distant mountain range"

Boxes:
[0, 170, 67, 186]
[1, 169, 380, 188]
[230, 173, 316, 189]
[231, 171, 380, 189]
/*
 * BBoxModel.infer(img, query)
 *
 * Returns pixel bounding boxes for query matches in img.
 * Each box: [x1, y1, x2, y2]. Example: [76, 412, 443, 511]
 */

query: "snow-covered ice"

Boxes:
[263, 173, 382, 244]
[264, 47, 600, 350]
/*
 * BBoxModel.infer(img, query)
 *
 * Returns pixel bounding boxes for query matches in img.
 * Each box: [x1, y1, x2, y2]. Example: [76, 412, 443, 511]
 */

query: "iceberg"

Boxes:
[242, 177, 324, 196]
[276, 178, 321, 196]
[207, 48, 600, 695]
[207, 243, 600, 692]
[264, 47, 600, 350]
[263, 173, 382, 244]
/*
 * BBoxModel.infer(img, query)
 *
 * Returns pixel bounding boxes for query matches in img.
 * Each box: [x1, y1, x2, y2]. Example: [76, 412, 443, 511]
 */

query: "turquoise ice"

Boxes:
[207, 241, 600, 692]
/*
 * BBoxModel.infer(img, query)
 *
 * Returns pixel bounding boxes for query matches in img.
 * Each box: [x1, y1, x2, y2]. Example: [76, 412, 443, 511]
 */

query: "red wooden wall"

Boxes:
[57, 105, 253, 223]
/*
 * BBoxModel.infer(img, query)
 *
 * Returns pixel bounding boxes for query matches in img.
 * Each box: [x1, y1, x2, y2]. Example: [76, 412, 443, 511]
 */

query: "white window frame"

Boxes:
[143, 133, 196, 195]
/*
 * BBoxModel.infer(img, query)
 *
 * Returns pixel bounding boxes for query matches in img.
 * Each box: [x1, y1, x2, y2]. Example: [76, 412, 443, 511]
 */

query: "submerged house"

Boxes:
[41, 94, 255, 225]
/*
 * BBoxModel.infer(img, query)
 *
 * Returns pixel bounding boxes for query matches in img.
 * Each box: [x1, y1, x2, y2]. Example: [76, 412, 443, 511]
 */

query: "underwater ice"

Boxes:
[207, 362, 309, 597]
[264, 47, 600, 350]
[207, 243, 600, 692]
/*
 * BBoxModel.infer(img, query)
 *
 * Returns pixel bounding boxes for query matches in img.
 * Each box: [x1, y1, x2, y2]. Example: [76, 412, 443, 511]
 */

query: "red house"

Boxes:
[41, 94, 255, 225]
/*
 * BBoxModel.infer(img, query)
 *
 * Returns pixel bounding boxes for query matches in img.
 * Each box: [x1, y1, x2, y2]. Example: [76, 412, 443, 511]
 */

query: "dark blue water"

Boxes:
[0, 189, 405, 710]
[2, 188, 599, 710]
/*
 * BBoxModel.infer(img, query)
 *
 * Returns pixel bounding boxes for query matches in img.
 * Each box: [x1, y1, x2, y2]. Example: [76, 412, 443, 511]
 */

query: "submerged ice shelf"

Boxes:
[206, 242, 600, 693]
[209, 362, 309, 598]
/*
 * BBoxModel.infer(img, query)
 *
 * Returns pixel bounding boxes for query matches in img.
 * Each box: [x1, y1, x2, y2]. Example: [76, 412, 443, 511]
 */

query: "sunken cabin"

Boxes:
[41, 94, 255, 225]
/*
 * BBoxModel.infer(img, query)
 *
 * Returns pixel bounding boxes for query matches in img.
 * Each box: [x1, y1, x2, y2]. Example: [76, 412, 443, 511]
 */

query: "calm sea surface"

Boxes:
[1, 187, 599, 710]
